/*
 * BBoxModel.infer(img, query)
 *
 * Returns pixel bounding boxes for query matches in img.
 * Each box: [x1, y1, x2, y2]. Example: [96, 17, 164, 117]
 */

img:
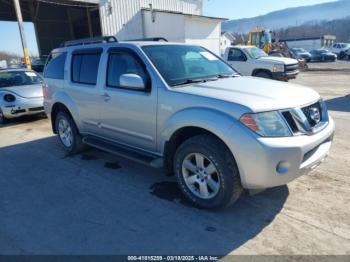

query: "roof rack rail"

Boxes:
[62, 36, 118, 47]
[126, 37, 168, 42]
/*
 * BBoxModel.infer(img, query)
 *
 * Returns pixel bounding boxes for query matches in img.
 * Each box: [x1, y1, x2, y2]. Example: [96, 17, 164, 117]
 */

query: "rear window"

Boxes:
[44, 52, 67, 79]
[71, 53, 101, 85]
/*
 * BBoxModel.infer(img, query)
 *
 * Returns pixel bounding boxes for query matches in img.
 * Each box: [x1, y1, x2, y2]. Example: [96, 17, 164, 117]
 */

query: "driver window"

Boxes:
[228, 49, 246, 62]
[107, 52, 149, 89]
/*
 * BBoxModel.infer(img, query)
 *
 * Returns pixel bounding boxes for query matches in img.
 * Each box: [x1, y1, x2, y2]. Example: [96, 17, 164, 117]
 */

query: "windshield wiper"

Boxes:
[172, 77, 218, 87]
[217, 74, 237, 78]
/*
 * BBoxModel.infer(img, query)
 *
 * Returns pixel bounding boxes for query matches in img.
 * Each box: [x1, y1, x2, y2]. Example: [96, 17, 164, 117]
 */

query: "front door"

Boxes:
[227, 48, 250, 75]
[98, 48, 157, 152]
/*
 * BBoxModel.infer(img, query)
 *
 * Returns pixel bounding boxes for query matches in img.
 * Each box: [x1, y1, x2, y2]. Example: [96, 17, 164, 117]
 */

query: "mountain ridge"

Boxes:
[222, 0, 350, 33]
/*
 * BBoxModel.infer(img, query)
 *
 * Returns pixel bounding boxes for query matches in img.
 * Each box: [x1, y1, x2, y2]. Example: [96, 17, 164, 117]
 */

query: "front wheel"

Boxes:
[255, 71, 272, 79]
[55, 111, 85, 154]
[0, 109, 8, 124]
[174, 135, 243, 209]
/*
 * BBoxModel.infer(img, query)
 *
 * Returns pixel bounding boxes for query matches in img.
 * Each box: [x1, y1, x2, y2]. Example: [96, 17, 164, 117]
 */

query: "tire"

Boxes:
[255, 71, 272, 79]
[339, 52, 345, 60]
[55, 111, 85, 154]
[0, 109, 7, 124]
[173, 135, 243, 209]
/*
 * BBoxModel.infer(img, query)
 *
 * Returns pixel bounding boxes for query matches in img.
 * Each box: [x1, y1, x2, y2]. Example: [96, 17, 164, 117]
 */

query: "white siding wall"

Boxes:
[220, 34, 234, 56]
[184, 16, 222, 55]
[99, 0, 203, 38]
[143, 11, 186, 41]
[143, 10, 222, 54]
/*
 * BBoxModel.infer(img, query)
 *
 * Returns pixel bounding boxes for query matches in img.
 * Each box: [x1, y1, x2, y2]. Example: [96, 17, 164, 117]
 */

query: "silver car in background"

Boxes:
[0, 69, 44, 124]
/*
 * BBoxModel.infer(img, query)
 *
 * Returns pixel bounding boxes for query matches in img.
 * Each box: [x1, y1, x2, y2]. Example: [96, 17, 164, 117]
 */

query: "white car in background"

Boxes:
[330, 43, 350, 59]
[0, 69, 44, 124]
[222, 46, 299, 81]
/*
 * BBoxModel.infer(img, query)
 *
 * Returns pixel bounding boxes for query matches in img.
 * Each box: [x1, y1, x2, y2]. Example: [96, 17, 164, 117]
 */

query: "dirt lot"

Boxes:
[0, 62, 349, 255]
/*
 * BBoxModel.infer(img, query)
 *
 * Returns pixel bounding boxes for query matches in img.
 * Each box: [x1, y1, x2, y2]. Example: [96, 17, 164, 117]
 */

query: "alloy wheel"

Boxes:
[181, 153, 221, 199]
[58, 118, 73, 148]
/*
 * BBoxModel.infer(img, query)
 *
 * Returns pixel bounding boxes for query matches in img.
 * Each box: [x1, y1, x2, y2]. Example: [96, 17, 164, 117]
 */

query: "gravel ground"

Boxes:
[0, 62, 349, 255]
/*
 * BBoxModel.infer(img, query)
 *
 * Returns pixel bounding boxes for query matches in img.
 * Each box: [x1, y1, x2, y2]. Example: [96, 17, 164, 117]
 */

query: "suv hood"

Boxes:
[1, 84, 43, 98]
[258, 56, 298, 65]
[173, 76, 320, 112]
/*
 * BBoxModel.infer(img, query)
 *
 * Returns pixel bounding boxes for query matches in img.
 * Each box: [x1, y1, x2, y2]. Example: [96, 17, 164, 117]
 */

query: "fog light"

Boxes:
[276, 161, 290, 175]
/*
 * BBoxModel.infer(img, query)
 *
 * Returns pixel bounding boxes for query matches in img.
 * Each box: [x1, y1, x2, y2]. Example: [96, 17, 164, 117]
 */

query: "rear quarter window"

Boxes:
[71, 53, 101, 85]
[44, 52, 67, 79]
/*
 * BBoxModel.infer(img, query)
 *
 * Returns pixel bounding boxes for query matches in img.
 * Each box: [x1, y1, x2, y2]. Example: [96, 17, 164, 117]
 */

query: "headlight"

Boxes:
[272, 64, 284, 72]
[4, 94, 16, 102]
[240, 111, 292, 137]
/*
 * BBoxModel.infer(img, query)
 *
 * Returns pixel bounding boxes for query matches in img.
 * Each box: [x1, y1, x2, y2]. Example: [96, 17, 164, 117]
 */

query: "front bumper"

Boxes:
[272, 70, 299, 81]
[1, 97, 44, 119]
[228, 117, 335, 189]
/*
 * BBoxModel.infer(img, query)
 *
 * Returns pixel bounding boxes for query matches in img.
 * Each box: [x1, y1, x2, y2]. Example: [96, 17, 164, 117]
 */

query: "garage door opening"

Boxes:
[0, 0, 101, 56]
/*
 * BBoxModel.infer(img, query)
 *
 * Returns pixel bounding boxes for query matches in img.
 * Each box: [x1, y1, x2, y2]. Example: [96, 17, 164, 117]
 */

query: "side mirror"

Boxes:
[119, 74, 145, 90]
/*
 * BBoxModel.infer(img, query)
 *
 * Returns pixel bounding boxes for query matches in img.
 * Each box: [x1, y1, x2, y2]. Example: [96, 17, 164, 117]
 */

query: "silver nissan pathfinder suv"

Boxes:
[43, 36, 335, 209]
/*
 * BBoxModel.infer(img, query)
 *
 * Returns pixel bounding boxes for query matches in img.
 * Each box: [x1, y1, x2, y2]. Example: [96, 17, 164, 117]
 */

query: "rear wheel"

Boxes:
[55, 111, 85, 154]
[174, 135, 243, 209]
[255, 71, 272, 79]
[0, 109, 7, 124]
[339, 51, 346, 60]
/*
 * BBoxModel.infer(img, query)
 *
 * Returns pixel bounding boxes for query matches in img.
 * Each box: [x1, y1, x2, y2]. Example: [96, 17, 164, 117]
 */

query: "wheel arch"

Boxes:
[252, 68, 272, 77]
[160, 108, 240, 176]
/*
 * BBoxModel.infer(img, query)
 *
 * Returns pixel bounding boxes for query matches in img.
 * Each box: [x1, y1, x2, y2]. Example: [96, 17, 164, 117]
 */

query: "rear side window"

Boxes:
[44, 52, 67, 79]
[71, 52, 101, 85]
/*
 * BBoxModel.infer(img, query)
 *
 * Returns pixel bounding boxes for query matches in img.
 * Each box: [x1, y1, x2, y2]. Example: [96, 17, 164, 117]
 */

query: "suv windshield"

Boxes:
[245, 47, 268, 59]
[0, 71, 42, 88]
[142, 45, 237, 86]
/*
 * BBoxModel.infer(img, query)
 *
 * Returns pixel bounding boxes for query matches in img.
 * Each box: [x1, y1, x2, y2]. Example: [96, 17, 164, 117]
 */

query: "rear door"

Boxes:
[97, 47, 158, 152]
[64, 48, 103, 134]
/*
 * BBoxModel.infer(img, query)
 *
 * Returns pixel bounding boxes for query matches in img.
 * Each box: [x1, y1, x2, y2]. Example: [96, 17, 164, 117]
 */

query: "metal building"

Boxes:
[99, 0, 226, 54]
[0, 0, 225, 56]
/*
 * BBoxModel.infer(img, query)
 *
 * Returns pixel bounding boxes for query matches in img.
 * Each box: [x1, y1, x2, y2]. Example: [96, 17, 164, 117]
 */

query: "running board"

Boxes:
[82, 136, 163, 168]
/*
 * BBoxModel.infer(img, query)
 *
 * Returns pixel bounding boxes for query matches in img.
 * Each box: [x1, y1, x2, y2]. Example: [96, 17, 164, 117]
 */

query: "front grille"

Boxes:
[282, 111, 298, 133]
[281, 100, 328, 135]
[301, 102, 322, 127]
[29, 106, 44, 112]
[285, 63, 299, 72]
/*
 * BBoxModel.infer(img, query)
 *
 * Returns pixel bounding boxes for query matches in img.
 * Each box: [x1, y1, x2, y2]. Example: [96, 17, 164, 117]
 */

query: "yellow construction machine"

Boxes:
[247, 28, 308, 70]
[247, 29, 273, 54]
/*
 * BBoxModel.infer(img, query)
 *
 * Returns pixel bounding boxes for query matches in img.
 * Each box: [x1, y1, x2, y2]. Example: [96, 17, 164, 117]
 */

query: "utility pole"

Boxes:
[13, 0, 31, 69]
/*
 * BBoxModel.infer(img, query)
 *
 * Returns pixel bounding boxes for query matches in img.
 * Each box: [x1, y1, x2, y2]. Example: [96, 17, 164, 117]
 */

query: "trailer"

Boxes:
[281, 35, 336, 51]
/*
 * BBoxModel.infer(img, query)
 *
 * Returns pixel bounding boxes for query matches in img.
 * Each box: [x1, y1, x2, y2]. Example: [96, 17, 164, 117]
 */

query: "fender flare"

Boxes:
[51, 91, 82, 128]
[159, 107, 240, 154]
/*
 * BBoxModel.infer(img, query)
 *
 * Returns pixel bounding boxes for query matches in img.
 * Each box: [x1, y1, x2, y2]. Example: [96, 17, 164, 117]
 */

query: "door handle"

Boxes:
[101, 93, 111, 101]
